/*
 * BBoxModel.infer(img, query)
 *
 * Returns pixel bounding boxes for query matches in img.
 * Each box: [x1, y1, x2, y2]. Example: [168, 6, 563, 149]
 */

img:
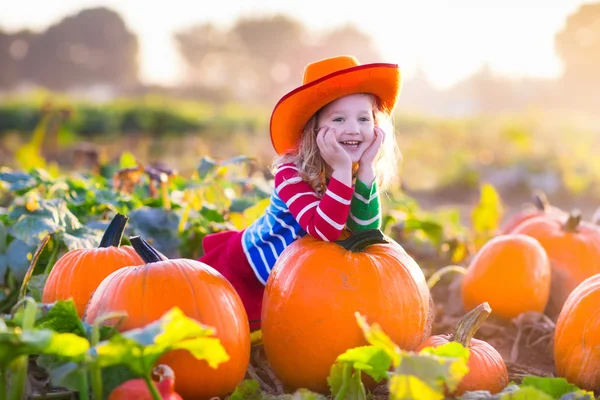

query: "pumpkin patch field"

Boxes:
[2, 127, 600, 399]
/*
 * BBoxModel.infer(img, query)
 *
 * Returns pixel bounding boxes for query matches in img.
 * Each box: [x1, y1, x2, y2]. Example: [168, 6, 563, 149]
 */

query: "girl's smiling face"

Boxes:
[316, 94, 376, 163]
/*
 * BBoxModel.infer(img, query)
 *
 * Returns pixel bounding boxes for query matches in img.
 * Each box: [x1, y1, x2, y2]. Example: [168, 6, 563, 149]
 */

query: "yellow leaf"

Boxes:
[355, 312, 401, 367]
[229, 198, 271, 230]
[389, 375, 444, 400]
[25, 197, 41, 212]
[228, 212, 247, 230]
[471, 183, 503, 249]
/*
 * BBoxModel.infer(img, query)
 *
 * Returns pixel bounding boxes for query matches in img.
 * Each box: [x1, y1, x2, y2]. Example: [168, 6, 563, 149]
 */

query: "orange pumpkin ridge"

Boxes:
[83, 236, 250, 400]
[42, 213, 145, 317]
[262, 229, 433, 394]
[554, 274, 600, 392]
[417, 302, 509, 396]
[511, 208, 600, 314]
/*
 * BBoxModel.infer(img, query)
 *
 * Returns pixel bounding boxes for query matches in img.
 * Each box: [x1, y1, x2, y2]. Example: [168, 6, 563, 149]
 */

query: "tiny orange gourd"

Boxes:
[554, 273, 600, 392]
[42, 213, 145, 317]
[512, 209, 600, 312]
[83, 236, 250, 400]
[461, 233, 551, 320]
[261, 229, 433, 394]
[417, 302, 509, 396]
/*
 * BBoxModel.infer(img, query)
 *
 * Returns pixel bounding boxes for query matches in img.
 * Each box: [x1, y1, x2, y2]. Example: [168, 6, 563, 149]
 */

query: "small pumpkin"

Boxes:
[42, 213, 144, 317]
[108, 364, 182, 400]
[554, 274, 600, 392]
[261, 229, 433, 394]
[417, 302, 508, 396]
[498, 191, 566, 235]
[511, 209, 600, 312]
[83, 236, 250, 400]
[461, 233, 551, 320]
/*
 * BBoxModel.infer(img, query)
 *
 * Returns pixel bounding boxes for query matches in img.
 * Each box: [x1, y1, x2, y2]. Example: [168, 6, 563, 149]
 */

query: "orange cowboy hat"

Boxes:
[269, 55, 402, 155]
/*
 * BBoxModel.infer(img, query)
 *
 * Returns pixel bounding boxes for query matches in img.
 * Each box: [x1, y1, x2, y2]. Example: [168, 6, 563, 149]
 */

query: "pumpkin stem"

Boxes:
[532, 191, 550, 212]
[451, 302, 491, 348]
[99, 213, 128, 248]
[563, 209, 581, 233]
[336, 229, 389, 252]
[130, 236, 165, 263]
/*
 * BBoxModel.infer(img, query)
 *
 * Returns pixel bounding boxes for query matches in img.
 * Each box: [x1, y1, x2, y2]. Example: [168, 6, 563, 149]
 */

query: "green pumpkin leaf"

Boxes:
[498, 386, 554, 399]
[230, 379, 263, 400]
[0, 329, 89, 367]
[335, 345, 392, 382]
[397, 342, 469, 394]
[355, 312, 401, 367]
[94, 307, 229, 377]
[287, 389, 327, 400]
[25, 274, 48, 302]
[58, 226, 103, 251]
[519, 376, 595, 399]
[348, 370, 367, 400]
[0, 169, 37, 194]
[6, 238, 35, 280]
[35, 299, 87, 338]
[197, 156, 219, 180]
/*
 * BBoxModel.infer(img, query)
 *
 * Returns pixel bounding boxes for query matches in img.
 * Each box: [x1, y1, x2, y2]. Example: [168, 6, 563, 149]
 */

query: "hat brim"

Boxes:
[269, 63, 401, 155]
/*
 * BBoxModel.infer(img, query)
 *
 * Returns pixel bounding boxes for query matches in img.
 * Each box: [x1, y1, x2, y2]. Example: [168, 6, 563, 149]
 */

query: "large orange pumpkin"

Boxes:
[417, 302, 508, 396]
[461, 233, 551, 320]
[511, 209, 600, 312]
[498, 191, 566, 235]
[554, 274, 600, 392]
[261, 229, 433, 394]
[83, 236, 250, 400]
[42, 213, 144, 317]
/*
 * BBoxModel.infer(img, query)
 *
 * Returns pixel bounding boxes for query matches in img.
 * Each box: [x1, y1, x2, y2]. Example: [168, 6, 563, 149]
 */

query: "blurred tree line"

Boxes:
[1, 3, 600, 112]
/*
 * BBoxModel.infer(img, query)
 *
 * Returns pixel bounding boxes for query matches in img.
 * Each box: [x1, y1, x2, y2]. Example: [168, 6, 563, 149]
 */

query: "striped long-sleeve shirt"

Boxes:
[241, 162, 381, 285]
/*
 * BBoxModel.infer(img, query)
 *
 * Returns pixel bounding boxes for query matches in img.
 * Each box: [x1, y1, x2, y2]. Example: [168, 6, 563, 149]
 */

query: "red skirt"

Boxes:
[198, 229, 264, 331]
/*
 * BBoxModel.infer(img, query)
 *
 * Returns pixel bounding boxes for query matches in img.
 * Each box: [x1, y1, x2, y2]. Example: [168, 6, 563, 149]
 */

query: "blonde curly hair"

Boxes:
[271, 93, 402, 196]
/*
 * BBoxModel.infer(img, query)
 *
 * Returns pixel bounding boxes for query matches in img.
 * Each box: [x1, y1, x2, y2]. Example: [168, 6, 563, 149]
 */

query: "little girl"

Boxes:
[198, 55, 403, 330]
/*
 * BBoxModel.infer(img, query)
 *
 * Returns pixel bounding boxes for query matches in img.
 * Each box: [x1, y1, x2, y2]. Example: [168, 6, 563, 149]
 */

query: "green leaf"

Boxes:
[335, 345, 392, 382]
[94, 307, 229, 377]
[403, 342, 469, 394]
[230, 379, 263, 400]
[0, 328, 89, 367]
[35, 299, 87, 337]
[355, 312, 401, 367]
[327, 361, 346, 396]
[6, 238, 36, 280]
[499, 386, 554, 400]
[9, 198, 96, 248]
[39, 359, 82, 392]
[11, 215, 61, 246]
[58, 226, 103, 251]
[0, 169, 37, 194]
[348, 370, 367, 400]
[197, 157, 219, 180]
[519, 376, 595, 399]
[0, 222, 7, 253]
[288, 389, 328, 400]
[26, 274, 48, 302]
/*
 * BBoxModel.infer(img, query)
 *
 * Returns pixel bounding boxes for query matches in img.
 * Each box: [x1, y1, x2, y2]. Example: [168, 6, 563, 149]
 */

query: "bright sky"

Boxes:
[0, 0, 594, 89]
